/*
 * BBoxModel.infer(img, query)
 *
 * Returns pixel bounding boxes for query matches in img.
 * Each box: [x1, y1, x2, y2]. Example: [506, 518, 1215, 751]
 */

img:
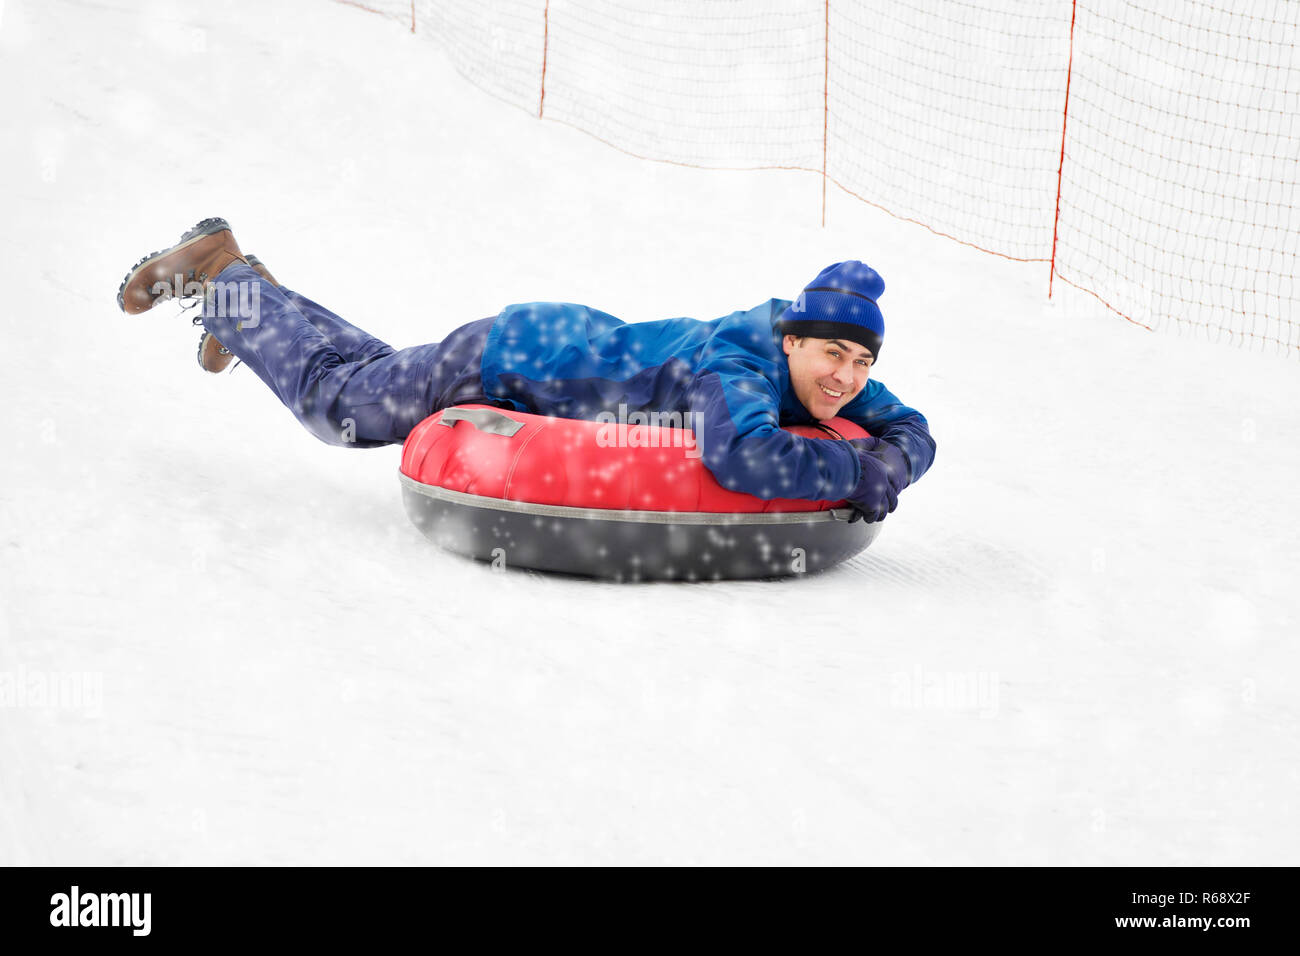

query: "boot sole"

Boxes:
[116, 217, 233, 313]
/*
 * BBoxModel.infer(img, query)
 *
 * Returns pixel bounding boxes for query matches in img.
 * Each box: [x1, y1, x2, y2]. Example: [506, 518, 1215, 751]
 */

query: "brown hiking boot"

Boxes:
[117, 217, 247, 315]
[196, 330, 235, 374]
[195, 252, 279, 373]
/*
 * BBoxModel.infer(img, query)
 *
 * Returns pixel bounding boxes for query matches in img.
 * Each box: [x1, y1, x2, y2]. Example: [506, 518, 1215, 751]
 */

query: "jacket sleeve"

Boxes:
[841, 380, 937, 487]
[687, 356, 861, 502]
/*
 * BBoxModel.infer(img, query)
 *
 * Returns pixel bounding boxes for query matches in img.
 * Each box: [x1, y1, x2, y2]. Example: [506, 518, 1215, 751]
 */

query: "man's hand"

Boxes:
[846, 436, 908, 522]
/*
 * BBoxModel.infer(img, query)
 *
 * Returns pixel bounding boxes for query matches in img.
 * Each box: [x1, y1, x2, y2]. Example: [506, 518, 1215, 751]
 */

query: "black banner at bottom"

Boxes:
[0, 866, 1289, 944]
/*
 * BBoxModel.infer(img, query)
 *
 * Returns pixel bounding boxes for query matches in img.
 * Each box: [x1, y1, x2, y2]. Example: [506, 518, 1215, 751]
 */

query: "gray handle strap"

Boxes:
[436, 406, 525, 437]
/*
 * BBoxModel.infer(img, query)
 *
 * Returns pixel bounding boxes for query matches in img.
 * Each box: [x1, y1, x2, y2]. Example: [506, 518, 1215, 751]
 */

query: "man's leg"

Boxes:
[202, 263, 500, 448]
[199, 265, 391, 373]
[278, 287, 394, 366]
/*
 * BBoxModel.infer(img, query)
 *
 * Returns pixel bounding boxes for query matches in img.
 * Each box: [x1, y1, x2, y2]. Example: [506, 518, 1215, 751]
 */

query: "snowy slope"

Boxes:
[0, 0, 1296, 865]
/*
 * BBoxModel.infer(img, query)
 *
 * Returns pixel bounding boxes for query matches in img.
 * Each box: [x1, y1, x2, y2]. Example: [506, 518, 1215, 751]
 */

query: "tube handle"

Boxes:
[436, 406, 525, 437]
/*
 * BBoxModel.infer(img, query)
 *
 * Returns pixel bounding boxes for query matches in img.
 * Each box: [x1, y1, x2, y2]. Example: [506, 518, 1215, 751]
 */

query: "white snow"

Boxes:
[1, 0, 1296, 865]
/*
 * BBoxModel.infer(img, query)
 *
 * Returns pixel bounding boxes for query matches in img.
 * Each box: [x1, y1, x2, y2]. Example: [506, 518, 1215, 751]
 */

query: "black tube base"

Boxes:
[402, 486, 881, 581]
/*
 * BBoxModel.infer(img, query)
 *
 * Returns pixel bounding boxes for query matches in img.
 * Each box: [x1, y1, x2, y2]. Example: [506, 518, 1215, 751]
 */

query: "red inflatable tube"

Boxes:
[399, 404, 882, 580]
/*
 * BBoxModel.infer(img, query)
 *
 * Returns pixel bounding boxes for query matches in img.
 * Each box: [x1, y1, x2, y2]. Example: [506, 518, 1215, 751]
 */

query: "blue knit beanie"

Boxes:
[777, 260, 886, 361]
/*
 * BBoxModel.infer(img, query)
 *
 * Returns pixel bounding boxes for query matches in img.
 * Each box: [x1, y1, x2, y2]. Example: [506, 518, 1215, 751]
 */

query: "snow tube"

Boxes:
[399, 404, 882, 581]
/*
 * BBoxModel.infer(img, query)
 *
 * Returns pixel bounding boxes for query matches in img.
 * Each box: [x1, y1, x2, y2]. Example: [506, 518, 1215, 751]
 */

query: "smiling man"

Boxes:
[680, 259, 936, 521]
[119, 222, 935, 522]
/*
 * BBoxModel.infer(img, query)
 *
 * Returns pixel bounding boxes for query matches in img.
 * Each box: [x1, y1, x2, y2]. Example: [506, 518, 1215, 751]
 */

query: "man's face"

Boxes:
[782, 334, 874, 420]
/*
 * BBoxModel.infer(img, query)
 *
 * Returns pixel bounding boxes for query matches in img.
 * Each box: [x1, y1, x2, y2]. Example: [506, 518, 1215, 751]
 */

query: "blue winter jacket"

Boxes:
[479, 298, 936, 502]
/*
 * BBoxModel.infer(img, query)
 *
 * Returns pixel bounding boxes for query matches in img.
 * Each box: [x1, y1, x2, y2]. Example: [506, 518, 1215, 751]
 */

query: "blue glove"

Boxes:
[846, 437, 909, 522]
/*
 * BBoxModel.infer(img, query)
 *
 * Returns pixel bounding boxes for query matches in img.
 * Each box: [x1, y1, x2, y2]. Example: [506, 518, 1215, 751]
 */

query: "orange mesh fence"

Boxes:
[343, 0, 1300, 353]
[1052, 1, 1298, 349]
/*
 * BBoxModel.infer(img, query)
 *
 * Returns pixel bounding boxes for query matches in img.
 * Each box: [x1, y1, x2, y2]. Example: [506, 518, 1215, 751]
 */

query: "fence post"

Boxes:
[539, 1, 551, 119]
[1049, 0, 1078, 298]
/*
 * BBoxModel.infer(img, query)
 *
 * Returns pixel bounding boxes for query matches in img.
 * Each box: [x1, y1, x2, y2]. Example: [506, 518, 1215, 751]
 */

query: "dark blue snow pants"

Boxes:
[200, 263, 500, 448]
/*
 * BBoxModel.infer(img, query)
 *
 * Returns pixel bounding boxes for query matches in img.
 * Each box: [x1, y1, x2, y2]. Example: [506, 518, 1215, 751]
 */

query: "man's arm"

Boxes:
[840, 379, 937, 487]
[688, 357, 862, 502]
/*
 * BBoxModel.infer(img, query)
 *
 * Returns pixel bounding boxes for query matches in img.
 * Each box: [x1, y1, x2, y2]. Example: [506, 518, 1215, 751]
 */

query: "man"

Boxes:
[118, 219, 936, 521]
